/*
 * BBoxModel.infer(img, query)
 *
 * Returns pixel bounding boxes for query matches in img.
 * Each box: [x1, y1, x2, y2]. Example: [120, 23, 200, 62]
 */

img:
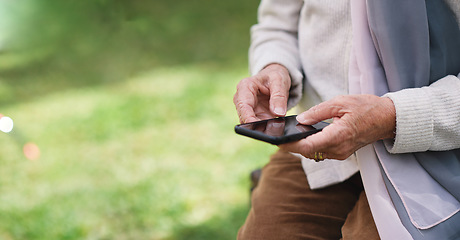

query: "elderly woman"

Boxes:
[233, 0, 460, 239]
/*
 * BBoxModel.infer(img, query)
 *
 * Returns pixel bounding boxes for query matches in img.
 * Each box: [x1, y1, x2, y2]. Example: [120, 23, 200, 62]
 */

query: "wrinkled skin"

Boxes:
[233, 63, 396, 160]
[280, 95, 396, 160]
[233, 63, 291, 123]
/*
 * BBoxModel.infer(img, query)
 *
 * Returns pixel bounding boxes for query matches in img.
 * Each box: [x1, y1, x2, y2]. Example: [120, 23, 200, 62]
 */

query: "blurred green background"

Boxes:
[0, 0, 278, 239]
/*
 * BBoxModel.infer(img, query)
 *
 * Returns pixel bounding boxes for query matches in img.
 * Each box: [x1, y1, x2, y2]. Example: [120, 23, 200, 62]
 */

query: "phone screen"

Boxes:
[235, 115, 329, 145]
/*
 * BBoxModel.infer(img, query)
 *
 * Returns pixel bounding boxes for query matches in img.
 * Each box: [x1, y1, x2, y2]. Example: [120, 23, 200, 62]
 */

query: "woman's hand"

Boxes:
[233, 64, 291, 123]
[279, 95, 396, 160]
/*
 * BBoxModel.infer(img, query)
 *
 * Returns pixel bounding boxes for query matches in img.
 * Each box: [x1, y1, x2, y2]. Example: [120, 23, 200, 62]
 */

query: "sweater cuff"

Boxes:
[382, 88, 433, 154]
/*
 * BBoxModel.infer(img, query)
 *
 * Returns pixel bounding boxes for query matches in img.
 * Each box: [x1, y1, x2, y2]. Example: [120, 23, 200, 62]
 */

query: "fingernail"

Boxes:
[274, 107, 286, 116]
[296, 114, 305, 123]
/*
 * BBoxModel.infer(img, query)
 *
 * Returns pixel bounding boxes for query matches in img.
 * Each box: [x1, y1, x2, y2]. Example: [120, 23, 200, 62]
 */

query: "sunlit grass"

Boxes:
[0, 64, 276, 239]
[0, 0, 268, 238]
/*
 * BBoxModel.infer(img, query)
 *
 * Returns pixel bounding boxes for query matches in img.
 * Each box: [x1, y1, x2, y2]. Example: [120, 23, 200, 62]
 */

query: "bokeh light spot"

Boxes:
[0, 116, 14, 133]
[23, 142, 40, 160]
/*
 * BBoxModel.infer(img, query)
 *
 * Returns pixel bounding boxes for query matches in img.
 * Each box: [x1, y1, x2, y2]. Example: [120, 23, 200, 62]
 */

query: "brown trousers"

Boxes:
[238, 150, 380, 240]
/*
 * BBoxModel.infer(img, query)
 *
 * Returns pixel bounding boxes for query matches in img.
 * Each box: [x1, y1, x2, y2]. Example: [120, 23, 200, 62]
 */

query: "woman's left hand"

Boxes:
[279, 94, 396, 160]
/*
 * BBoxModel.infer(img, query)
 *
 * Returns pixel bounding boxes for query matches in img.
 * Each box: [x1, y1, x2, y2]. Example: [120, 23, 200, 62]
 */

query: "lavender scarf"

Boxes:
[350, 0, 460, 239]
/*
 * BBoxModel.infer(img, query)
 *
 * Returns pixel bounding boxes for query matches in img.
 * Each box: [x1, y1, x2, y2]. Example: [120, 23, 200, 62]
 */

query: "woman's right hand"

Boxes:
[233, 63, 291, 123]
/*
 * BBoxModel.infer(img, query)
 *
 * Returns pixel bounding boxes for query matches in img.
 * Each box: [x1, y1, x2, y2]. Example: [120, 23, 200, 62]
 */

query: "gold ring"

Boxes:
[314, 152, 325, 162]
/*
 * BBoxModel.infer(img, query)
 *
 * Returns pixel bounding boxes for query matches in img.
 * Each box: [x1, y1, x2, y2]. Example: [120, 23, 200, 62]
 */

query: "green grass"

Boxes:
[0, 1, 281, 238]
[0, 64, 277, 240]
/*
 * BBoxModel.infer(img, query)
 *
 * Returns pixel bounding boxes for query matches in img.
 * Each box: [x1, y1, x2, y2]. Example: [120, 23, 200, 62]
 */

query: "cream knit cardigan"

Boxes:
[249, 0, 460, 189]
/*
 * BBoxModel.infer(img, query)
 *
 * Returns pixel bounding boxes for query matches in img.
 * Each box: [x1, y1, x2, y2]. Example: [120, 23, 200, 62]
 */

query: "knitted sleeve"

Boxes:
[249, 0, 304, 110]
[383, 74, 460, 153]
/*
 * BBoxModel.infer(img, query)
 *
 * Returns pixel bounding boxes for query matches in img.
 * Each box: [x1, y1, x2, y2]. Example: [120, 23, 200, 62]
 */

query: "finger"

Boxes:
[234, 80, 259, 123]
[269, 78, 289, 116]
[234, 98, 258, 123]
[278, 128, 325, 153]
[238, 104, 259, 123]
[296, 98, 344, 125]
[279, 138, 311, 155]
[302, 123, 358, 160]
[279, 123, 340, 157]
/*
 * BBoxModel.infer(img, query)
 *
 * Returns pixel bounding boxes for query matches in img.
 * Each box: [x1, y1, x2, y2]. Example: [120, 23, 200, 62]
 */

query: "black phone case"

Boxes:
[234, 116, 329, 145]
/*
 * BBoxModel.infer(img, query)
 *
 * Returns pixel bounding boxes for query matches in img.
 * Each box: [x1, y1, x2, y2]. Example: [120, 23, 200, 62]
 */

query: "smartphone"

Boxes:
[234, 115, 329, 145]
